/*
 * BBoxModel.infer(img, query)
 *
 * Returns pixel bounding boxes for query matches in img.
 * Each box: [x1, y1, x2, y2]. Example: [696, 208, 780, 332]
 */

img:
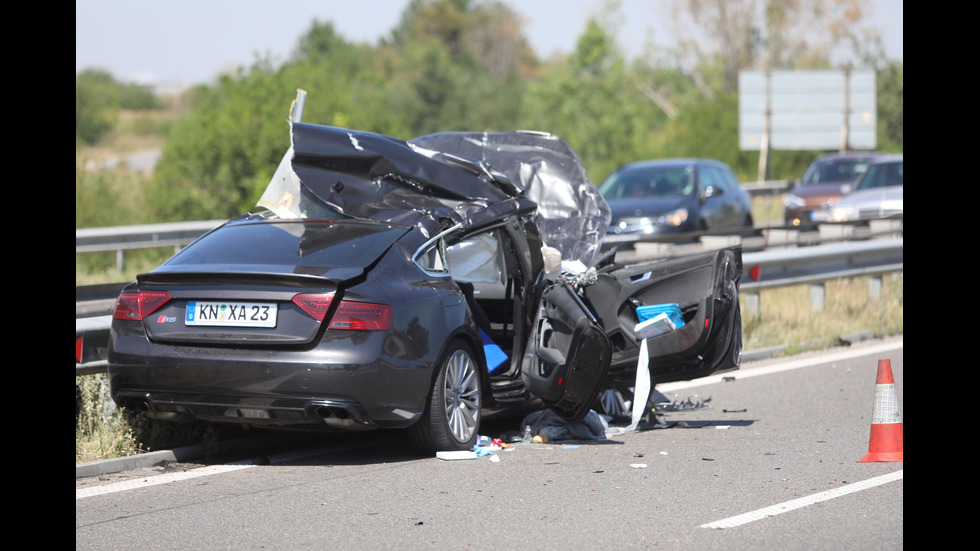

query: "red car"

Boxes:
[783, 152, 883, 225]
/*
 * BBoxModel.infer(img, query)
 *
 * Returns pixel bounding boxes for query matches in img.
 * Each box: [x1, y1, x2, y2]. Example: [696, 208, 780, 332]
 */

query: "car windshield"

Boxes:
[599, 166, 695, 199]
[801, 159, 872, 185]
[855, 160, 903, 191]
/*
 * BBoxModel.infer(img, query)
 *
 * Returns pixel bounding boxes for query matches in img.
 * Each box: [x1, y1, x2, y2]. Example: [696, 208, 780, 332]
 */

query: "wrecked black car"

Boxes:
[108, 98, 742, 454]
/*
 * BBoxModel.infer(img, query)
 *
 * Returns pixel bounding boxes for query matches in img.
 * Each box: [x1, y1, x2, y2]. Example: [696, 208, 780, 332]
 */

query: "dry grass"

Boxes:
[749, 194, 784, 225]
[75, 374, 143, 463]
[740, 272, 903, 353]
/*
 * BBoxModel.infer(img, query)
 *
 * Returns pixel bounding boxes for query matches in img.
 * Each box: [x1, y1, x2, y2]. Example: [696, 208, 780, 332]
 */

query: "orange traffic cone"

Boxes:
[857, 359, 903, 462]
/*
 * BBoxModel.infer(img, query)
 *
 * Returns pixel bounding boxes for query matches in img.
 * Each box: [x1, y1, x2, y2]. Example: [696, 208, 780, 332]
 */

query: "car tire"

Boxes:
[408, 339, 482, 454]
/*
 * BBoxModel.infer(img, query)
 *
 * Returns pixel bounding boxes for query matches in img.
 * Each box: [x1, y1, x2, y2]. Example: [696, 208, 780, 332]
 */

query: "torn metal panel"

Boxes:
[409, 131, 612, 270]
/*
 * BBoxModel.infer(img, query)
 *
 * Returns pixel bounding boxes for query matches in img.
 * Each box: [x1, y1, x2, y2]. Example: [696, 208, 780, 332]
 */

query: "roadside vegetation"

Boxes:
[76, 0, 902, 463]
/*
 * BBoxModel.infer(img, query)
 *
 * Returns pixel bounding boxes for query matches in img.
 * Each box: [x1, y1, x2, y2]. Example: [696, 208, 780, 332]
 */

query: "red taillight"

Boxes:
[113, 290, 172, 321]
[330, 301, 392, 330]
[294, 294, 391, 330]
[292, 293, 335, 322]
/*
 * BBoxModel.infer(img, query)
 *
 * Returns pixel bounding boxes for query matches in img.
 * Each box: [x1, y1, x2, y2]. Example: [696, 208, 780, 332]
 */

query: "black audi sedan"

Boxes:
[108, 111, 743, 454]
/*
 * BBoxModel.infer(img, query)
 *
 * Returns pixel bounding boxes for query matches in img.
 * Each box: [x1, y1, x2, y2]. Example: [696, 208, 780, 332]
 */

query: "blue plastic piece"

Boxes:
[471, 445, 494, 456]
[635, 303, 685, 329]
[480, 328, 508, 373]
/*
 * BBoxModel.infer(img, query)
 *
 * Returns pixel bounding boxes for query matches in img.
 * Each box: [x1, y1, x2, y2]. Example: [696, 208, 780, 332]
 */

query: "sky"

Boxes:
[76, 0, 903, 92]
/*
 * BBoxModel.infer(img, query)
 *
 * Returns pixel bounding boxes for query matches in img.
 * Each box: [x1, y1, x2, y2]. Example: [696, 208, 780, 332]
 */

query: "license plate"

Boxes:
[186, 301, 277, 327]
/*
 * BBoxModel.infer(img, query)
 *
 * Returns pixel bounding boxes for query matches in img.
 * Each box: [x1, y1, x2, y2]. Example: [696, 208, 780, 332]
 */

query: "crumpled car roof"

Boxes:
[260, 122, 610, 268]
[410, 131, 610, 269]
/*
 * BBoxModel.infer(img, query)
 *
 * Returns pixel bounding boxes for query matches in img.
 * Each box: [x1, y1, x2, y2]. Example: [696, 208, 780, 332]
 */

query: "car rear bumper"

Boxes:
[108, 330, 434, 430]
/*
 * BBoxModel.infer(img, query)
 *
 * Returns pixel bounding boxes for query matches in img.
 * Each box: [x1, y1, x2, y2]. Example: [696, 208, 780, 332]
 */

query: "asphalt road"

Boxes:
[76, 336, 903, 550]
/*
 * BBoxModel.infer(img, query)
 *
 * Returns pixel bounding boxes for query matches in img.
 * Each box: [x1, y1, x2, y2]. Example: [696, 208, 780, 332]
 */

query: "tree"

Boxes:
[668, 0, 878, 92]
[521, 18, 667, 182]
[875, 60, 902, 153]
[76, 68, 164, 146]
[76, 69, 121, 145]
[383, 0, 534, 135]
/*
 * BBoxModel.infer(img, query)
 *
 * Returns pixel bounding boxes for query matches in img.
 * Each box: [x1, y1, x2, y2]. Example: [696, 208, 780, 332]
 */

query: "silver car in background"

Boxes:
[813, 154, 903, 222]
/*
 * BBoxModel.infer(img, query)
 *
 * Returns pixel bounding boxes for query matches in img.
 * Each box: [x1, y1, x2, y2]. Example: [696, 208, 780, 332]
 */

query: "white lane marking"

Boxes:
[76, 464, 254, 499]
[659, 339, 903, 392]
[701, 470, 903, 529]
[76, 443, 375, 500]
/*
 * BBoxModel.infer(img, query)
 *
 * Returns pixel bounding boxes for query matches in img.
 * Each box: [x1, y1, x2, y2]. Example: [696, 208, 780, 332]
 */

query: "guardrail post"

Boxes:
[116, 249, 124, 273]
[635, 242, 675, 258]
[700, 235, 742, 251]
[818, 224, 855, 242]
[869, 276, 882, 301]
[870, 219, 902, 239]
[810, 283, 825, 311]
[744, 292, 760, 318]
[763, 228, 799, 249]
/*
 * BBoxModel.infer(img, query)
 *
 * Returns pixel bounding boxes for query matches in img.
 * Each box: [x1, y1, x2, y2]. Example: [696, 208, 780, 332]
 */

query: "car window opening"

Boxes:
[447, 229, 521, 368]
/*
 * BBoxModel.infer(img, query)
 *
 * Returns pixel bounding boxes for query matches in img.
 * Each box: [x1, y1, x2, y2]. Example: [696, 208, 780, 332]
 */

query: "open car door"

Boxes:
[521, 281, 612, 423]
[584, 247, 743, 390]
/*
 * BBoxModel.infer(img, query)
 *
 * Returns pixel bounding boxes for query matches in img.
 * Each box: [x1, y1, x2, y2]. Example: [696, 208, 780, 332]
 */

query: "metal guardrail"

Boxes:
[75, 220, 227, 253]
[740, 239, 903, 290]
[75, 234, 902, 377]
[741, 179, 794, 196]
[76, 220, 227, 272]
[72, 181, 796, 271]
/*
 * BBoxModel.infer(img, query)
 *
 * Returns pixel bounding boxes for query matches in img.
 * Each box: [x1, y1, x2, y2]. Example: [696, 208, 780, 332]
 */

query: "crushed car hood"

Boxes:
[259, 123, 610, 269]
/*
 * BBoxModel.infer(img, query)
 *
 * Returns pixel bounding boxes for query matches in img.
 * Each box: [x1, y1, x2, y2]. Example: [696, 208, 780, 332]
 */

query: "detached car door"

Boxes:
[583, 247, 743, 390]
[521, 281, 613, 423]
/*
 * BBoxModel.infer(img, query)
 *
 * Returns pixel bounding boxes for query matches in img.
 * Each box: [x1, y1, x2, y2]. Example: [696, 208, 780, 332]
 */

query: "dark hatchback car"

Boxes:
[783, 152, 881, 225]
[599, 158, 753, 244]
[108, 115, 743, 454]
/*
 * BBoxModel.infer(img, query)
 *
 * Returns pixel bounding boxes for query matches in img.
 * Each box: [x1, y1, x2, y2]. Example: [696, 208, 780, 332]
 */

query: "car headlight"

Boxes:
[830, 205, 856, 222]
[615, 208, 689, 233]
[660, 207, 689, 226]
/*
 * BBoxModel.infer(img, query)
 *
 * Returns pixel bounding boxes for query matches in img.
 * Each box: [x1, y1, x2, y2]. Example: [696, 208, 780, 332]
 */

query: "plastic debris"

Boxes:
[630, 463, 648, 469]
[652, 394, 711, 412]
[436, 450, 478, 460]
[471, 445, 494, 456]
